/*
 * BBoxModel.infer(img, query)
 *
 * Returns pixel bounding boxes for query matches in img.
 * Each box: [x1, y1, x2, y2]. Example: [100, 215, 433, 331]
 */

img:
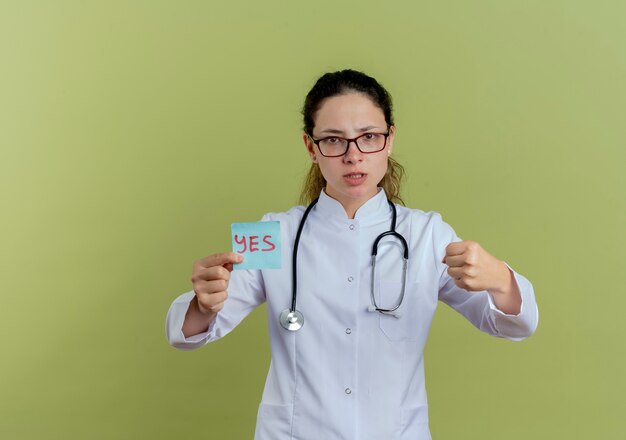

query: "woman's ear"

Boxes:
[303, 133, 316, 162]
[387, 125, 396, 155]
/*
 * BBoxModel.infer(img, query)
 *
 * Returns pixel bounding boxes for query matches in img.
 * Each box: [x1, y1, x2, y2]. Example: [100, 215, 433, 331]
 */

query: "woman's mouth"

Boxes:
[343, 173, 367, 185]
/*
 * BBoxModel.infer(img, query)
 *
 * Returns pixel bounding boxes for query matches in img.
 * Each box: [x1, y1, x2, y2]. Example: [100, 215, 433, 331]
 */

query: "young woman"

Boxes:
[166, 69, 539, 440]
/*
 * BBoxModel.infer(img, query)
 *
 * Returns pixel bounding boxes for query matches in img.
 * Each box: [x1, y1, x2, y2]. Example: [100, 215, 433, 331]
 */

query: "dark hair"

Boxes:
[299, 69, 405, 206]
[302, 69, 395, 135]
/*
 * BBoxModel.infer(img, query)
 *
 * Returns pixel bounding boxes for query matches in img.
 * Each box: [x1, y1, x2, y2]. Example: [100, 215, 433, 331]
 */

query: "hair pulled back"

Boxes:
[299, 69, 405, 205]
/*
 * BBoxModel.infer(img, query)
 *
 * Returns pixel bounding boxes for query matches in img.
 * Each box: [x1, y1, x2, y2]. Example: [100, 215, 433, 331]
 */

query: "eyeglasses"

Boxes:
[308, 130, 390, 157]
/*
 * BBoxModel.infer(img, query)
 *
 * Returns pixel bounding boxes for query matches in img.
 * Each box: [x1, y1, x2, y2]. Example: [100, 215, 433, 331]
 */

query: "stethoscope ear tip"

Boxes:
[367, 305, 378, 313]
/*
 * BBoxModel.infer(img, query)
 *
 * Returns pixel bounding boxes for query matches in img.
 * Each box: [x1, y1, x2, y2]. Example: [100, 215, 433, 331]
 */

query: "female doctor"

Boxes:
[166, 69, 539, 440]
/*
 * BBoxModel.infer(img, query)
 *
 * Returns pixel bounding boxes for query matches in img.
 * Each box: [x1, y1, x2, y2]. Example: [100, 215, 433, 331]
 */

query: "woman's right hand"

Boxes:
[191, 252, 243, 314]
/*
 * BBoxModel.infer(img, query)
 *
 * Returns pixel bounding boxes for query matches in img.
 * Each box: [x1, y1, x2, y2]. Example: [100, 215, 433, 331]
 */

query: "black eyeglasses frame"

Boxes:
[308, 128, 391, 158]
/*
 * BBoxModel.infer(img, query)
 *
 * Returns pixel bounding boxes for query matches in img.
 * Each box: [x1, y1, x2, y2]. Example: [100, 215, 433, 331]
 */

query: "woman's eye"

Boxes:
[327, 137, 340, 144]
[364, 134, 374, 140]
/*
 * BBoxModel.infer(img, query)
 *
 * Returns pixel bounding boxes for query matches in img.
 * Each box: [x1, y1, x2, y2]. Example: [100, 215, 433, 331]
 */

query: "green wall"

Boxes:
[1, 1, 624, 438]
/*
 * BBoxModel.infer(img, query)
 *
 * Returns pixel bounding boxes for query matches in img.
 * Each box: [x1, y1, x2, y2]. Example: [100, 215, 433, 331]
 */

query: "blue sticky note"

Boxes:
[231, 221, 281, 270]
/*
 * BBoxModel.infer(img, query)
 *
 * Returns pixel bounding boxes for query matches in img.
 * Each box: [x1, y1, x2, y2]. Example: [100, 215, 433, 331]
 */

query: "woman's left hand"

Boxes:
[442, 240, 513, 295]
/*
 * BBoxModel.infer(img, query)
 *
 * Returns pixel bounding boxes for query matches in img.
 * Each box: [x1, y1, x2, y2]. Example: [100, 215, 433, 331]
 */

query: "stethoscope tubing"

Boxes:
[280, 198, 409, 331]
[290, 197, 319, 312]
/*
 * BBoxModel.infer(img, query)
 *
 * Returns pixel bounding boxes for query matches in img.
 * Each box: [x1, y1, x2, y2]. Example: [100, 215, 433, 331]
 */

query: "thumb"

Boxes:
[224, 255, 244, 272]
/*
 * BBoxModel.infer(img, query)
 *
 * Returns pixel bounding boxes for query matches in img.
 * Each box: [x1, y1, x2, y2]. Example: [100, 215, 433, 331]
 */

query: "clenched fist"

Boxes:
[442, 240, 511, 294]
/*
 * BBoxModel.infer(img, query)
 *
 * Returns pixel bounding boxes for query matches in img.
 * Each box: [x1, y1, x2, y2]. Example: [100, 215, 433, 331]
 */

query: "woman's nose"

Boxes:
[343, 141, 363, 163]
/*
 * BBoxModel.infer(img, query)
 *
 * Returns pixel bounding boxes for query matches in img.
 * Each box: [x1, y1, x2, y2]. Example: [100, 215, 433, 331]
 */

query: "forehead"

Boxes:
[313, 92, 386, 130]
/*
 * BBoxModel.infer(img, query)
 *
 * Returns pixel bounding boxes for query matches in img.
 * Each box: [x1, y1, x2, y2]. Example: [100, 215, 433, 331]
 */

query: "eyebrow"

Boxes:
[317, 125, 383, 136]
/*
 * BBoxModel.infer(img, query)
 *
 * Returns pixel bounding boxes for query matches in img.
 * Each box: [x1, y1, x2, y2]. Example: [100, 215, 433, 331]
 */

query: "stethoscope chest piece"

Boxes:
[280, 309, 304, 331]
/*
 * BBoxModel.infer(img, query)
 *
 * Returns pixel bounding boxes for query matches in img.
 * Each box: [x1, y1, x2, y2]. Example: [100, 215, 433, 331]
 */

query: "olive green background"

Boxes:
[1, 0, 624, 438]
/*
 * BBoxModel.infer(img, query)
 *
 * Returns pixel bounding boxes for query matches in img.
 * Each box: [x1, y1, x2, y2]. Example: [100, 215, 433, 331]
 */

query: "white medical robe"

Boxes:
[166, 188, 539, 439]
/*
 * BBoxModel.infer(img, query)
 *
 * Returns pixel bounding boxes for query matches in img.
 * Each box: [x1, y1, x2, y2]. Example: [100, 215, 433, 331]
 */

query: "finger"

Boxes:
[199, 302, 224, 314]
[447, 267, 463, 280]
[453, 278, 470, 291]
[196, 252, 243, 269]
[193, 265, 231, 283]
[444, 241, 467, 258]
[448, 265, 477, 280]
[442, 254, 466, 268]
[195, 279, 229, 295]
[198, 290, 228, 310]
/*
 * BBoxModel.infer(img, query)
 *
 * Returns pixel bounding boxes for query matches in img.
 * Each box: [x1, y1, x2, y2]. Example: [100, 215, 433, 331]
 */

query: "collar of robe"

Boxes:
[315, 187, 391, 221]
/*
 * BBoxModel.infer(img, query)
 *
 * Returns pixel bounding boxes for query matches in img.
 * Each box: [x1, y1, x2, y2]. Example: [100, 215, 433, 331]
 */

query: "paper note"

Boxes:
[231, 221, 281, 270]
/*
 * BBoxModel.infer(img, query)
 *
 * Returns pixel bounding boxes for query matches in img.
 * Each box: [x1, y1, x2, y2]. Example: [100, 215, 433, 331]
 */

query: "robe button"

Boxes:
[345, 388, 352, 395]
[347, 276, 354, 282]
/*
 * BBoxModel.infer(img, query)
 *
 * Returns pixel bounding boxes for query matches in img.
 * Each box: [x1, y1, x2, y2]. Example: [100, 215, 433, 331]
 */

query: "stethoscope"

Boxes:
[279, 197, 409, 331]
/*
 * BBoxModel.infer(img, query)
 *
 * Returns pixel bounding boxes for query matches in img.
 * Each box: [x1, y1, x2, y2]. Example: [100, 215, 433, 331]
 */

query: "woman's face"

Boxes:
[303, 92, 395, 211]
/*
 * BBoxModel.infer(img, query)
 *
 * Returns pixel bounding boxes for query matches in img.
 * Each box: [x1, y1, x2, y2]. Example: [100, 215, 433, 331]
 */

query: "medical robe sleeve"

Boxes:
[165, 220, 269, 351]
[433, 213, 539, 341]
